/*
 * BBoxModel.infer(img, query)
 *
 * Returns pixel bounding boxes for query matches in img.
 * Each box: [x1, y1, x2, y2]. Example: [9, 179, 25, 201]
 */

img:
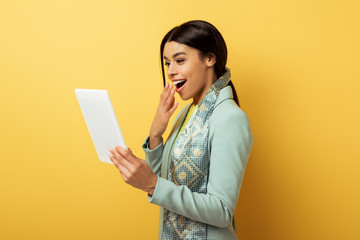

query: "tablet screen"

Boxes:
[75, 89, 127, 164]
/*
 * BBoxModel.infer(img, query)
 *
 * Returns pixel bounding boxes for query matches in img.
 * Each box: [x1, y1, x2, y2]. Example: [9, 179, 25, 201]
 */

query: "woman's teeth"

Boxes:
[173, 80, 186, 88]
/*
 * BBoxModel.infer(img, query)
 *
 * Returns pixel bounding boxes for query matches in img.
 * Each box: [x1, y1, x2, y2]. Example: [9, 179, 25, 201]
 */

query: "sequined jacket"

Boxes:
[142, 86, 253, 240]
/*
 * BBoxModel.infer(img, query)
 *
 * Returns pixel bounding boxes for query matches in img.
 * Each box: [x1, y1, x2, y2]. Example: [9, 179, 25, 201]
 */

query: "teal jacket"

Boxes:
[142, 86, 253, 239]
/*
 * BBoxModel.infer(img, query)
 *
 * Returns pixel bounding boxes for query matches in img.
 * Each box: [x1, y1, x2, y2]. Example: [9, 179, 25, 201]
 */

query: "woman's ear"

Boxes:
[206, 53, 216, 67]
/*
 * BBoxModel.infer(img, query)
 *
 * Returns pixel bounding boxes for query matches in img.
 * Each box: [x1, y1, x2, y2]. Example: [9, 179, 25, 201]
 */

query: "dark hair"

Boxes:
[160, 20, 240, 106]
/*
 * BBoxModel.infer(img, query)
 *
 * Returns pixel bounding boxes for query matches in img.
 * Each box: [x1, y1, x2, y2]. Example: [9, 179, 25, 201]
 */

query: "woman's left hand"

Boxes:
[109, 146, 158, 195]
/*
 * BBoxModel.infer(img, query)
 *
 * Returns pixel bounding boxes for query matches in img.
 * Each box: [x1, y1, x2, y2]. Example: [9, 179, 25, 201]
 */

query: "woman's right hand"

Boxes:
[149, 83, 178, 149]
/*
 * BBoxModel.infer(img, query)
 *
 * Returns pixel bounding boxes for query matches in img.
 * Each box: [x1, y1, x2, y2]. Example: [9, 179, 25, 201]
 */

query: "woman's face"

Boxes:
[163, 41, 216, 105]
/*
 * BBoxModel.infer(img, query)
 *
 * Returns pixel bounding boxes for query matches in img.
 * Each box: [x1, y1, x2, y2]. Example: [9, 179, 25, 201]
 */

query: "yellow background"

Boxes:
[0, 0, 359, 239]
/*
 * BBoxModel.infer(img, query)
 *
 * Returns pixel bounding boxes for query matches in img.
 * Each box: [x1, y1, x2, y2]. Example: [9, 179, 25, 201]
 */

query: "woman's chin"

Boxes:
[178, 92, 192, 101]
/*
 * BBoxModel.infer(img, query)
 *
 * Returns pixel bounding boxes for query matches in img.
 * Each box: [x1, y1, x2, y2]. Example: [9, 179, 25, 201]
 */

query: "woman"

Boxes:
[109, 20, 253, 239]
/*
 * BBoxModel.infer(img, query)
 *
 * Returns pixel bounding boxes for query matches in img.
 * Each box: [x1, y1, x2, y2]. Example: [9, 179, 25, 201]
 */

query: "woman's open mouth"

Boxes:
[173, 79, 187, 92]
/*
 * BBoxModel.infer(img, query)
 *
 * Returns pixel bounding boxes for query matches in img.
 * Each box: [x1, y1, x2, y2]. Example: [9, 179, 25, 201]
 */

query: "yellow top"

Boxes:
[175, 103, 198, 140]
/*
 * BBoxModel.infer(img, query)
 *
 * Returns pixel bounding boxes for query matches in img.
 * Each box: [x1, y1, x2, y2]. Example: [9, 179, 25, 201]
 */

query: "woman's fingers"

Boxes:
[162, 84, 176, 106]
[164, 88, 175, 108]
[114, 146, 136, 164]
[109, 149, 134, 176]
[110, 147, 157, 194]
[163, 86, 176, 117]
[110, 155, 132, 180]
[109, 154, 120, 166]
[167, 101, 178, 117]
[109, 154, 126, 172]
[109, 147, 124, 162]
[109, 147, 133, 169]
[161, 83, 171, 102]
[149, 82, 177, 140]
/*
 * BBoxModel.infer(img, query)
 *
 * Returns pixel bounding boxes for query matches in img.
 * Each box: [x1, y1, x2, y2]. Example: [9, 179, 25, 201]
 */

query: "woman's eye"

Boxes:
[176, 59, 185, 64]
[165, 62, 170, 67]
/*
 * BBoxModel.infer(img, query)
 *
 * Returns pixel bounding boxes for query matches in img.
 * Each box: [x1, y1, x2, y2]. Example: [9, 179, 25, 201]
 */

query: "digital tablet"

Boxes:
[75, 89, 127, 164]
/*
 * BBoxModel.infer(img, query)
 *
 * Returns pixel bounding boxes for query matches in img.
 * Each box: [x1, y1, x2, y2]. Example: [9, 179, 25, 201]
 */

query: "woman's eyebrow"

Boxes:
[163, 52, 187, 60]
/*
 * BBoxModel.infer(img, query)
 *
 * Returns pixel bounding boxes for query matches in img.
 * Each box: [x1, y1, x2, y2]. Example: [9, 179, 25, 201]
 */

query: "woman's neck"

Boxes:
[192, 73, 218, 105]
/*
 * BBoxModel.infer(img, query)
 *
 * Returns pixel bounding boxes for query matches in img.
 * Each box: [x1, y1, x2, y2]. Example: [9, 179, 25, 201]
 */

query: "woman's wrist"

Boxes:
[149, 134, 162, 150]
[147, 175, 158, 195]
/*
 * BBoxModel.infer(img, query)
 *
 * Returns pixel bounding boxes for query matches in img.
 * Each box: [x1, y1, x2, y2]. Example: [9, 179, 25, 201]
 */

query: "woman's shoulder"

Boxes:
[211, 98, 249, 124]
[209, 99, 253, 146]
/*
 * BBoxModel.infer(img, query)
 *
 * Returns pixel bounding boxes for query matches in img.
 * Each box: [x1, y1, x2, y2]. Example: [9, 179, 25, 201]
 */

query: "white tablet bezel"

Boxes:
[75, 89, 127, 164]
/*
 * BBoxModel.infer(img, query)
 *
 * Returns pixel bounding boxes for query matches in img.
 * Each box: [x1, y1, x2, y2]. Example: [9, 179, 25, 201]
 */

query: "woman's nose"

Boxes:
[167, 63, 177, 79]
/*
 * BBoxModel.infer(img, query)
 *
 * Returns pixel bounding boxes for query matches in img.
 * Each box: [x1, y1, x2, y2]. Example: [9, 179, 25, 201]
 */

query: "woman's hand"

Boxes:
[149, 83, 178, 149]
[109, 146, 158, 195]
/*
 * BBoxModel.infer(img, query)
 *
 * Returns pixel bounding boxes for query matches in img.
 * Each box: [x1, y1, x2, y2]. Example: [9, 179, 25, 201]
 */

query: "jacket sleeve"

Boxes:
[148, 104, 253, 228]
[142, 137, 164, 176]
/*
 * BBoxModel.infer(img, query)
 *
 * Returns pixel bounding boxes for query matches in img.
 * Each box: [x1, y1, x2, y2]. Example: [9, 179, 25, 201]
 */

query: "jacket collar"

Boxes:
[214, 85, 233, 108]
